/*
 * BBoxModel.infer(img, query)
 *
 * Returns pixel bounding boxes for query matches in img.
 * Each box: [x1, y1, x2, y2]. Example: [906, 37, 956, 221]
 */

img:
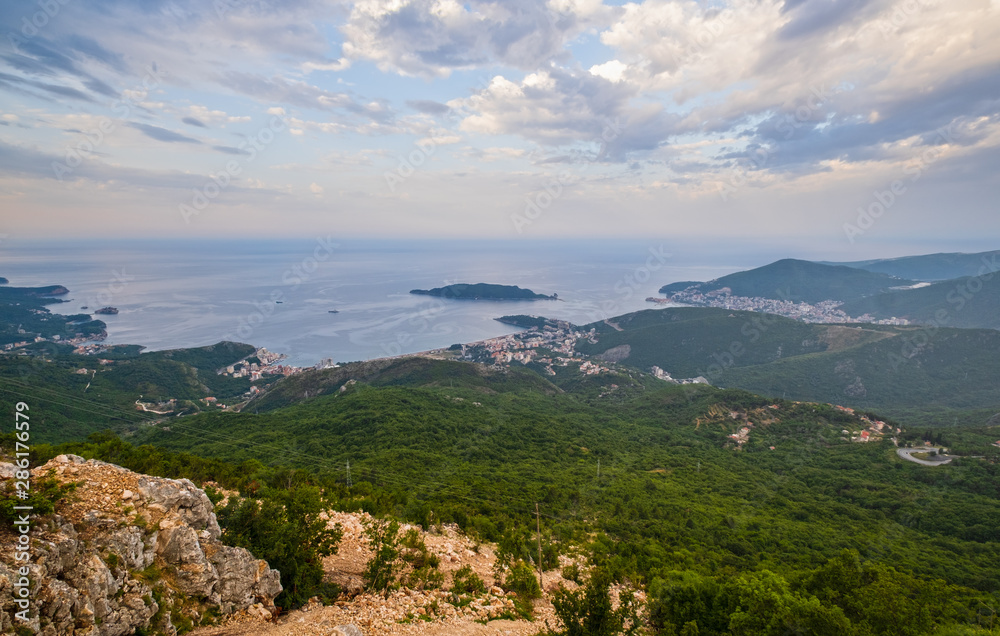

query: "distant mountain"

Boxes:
[839, 274, 1000, 330]
[659, 259, 912, 303]
[410, 283, 555, 300]
[821, 249, 1000, 281]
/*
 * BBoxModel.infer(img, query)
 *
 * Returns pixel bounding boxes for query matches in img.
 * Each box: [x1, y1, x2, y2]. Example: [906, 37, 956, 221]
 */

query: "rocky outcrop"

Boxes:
[0, 455, 281, 635]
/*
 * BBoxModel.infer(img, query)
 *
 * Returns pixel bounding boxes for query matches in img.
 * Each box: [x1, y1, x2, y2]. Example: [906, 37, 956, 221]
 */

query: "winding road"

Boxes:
[897, 447, 952, 466]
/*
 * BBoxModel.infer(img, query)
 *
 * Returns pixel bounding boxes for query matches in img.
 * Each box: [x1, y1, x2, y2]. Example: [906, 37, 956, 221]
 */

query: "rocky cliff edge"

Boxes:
[0, 454, 282, 635]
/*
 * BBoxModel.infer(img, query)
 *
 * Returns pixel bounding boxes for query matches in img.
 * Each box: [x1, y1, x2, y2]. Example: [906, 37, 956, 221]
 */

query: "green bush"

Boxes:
[503, 561, 541, 600]
[216, 486, 342, 609]
[362, 517, 401, 594]
[451, 564, 487, 596]
[548, 569, 640, 636]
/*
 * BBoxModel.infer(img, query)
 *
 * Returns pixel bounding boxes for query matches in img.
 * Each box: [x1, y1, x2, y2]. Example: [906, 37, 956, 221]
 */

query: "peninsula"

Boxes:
[409, 283, 556, 300]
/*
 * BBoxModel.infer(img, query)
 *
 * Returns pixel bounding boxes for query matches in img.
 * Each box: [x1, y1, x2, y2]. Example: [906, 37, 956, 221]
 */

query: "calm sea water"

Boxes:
[1, 239, 766, 366]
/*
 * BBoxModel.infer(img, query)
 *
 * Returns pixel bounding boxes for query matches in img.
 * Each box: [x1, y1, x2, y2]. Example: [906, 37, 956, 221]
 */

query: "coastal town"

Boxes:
[453, 317, 708, 384]
[651, 286, 911, 325]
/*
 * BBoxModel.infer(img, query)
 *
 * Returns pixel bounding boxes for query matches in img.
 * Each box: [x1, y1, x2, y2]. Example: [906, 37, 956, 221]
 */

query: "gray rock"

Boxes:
[0, 457, 282, 635]
[332, 626, 365, 636]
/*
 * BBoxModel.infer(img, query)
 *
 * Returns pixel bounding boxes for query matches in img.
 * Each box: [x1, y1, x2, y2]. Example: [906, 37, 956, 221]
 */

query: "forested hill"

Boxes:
[113, 353, 1000, 636]
[839, 274, 1000, 330]
[659, 259, 912, 303]
[574, 307, 1000, 423]
[823, 249, 1000, 281]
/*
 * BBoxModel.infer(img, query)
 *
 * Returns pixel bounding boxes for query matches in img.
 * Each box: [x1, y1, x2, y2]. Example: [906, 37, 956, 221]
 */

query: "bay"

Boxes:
[0, 238, 764, 366]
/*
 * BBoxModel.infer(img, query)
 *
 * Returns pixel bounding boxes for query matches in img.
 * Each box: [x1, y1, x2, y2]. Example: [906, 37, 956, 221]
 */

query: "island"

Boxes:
[95, 307, 119, 315]
[410, 283, 556, 301]
[0, 277, 7, 285]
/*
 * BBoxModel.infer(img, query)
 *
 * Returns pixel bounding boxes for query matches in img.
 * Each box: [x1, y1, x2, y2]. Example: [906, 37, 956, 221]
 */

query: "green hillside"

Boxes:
[840, 275, 1000, 330]
[715, 326, 1000, 417]
[573, 307, 1000, 419]
[136, 361, 1000, 587]
[824, 249, 1000, 281]
[246, 356, 561, 412]
[0, 341, 255, 442]
[658, 259, 912, 303]
[5, 344, 1000, 634]
[575, 307, 892, 377]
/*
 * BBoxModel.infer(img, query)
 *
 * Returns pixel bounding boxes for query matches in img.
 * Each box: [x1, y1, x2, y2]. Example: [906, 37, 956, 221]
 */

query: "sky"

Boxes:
[0, 0, 998, 258]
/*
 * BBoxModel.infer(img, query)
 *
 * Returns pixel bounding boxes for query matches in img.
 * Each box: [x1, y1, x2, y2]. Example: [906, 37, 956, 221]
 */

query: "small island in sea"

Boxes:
[94, 307, 119, 315]
[410, 283, 557, 301]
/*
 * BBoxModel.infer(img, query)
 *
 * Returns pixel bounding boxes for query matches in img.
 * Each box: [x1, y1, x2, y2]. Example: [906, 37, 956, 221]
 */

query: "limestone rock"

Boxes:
[0, 455, 282, 634]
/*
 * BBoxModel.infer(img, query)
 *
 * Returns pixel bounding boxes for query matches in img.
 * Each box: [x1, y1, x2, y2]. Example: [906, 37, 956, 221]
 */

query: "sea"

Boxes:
[1, 238, 782, 366]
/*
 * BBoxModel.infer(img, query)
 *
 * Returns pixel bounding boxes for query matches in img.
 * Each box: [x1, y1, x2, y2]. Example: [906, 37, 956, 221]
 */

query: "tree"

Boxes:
[362, 517, 401, 594]
[549, 569, 640, 636]
[216, 485, 342, 609]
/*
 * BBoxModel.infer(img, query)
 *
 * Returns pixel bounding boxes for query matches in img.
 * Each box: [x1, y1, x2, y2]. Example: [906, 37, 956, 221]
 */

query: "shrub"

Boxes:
[451, 565, 487, 596]
[362, 517, 401, 594]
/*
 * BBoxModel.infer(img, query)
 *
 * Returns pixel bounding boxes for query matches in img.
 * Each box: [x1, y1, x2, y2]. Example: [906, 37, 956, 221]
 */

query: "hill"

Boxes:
[245, 356, 562, 413]
[839, 274, 1000, 330]
[659, 259, 912, 303]
[7, 348, 1000, 634]
[0, 281, 106, 346]
[823, 249, 1000, 281]
[573, 307, 1000, 420]
[410, 283, 555, 300]
[575, 307, 893, 377]
[0, 340, 256, 442]
[127, 356, 1000, 606]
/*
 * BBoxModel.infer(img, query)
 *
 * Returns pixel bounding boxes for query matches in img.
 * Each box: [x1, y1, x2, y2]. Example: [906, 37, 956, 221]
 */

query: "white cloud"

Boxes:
[589, 60, 628, 83]
[340, 0, 618, 77]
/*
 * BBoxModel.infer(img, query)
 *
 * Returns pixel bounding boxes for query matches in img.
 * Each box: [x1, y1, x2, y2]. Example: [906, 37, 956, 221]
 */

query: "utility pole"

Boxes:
[346, 461, 352, 489]
[535, 503, 543, 591]
[597, 458, 600, 480]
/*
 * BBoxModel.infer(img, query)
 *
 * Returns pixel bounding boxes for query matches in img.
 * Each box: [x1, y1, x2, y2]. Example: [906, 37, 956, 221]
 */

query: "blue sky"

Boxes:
[0, 0, 998, 258]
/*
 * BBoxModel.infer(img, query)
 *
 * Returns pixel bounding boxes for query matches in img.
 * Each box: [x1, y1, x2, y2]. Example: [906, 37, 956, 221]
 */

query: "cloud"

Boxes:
[341, 0, 618, 77]
[594, 0, 1000, 174]
[182, 116, 207, 127]
[128, 122, 202, 144]
[451, 67, 678, 159]
[0, 70, 96, 103]
[220, 72, 396, 125]
[211, 145, 251, 155]
[406, 99, 450, 115]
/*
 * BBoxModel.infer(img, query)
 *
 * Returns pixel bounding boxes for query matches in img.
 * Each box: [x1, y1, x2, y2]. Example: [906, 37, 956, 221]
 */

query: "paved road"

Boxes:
[897, 447, 952, 466]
